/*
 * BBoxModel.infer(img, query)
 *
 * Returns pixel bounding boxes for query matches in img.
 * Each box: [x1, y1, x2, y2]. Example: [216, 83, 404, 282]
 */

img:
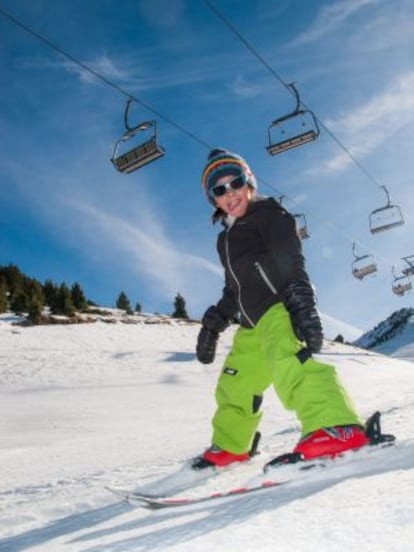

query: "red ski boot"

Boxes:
[293, 425, 370, 460]
[192, 432, 261, 470]
[263, 412, 395, 472]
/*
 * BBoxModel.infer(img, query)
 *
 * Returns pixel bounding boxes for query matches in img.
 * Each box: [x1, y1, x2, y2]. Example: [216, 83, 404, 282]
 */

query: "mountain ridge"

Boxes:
[353, 307, 414, 362]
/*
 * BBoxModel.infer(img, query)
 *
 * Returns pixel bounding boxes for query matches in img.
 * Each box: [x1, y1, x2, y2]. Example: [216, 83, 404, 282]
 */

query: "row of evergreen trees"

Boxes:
[0, 264, 89, 323]
[0, 264, 190, 323]
[115, 290, 189, 319]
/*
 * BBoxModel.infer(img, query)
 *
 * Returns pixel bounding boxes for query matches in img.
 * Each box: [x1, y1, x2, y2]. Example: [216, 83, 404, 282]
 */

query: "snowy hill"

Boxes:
[0, 315, 413, 551]
[354, 308, 414, 362]
[320, 311, 362, 342]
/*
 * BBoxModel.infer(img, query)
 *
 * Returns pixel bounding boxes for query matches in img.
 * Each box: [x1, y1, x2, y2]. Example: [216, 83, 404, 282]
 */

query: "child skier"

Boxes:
[194, 148, 370, 470]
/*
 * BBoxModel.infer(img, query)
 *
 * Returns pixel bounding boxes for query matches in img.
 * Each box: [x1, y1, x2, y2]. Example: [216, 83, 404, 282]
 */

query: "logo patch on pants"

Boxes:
[223, 367, 238, 376]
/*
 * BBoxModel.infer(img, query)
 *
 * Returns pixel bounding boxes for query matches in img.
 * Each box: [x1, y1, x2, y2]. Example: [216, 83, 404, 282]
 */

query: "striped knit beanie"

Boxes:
[201, 149, 257, 205]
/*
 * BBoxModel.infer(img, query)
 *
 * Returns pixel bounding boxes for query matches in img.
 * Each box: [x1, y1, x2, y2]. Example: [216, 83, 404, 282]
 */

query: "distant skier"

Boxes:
[194, 149, 370, 469]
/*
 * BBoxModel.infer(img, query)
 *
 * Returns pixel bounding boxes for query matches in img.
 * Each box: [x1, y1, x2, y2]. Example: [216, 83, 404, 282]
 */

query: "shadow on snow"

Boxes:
[1, 440, 413, 552]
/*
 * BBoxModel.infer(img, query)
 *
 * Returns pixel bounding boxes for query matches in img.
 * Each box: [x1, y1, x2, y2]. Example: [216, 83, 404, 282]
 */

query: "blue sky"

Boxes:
[1, 0, 413, 332]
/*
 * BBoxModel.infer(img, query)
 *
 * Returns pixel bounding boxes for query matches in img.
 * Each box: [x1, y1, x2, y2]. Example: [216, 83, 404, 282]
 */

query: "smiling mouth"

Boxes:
[227, 199, 241, 210]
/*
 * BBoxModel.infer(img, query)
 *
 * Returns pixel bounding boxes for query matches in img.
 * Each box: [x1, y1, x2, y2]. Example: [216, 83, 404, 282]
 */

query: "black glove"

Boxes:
[201, 305, 230, 333]
[283, 280, 323, 353]
[196, 327, 219, 364]
[196, 306, 230, 364]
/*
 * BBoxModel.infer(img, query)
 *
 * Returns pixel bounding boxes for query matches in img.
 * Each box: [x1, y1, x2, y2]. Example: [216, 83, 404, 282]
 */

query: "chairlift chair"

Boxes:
[391, 266, 412, 296]
[351, 242, 377, 280]
[111, 99, 165, 174]
[401, 255, 414, 277]
[294, 213, 310, 240]
[267, 83, 320, 156]
[277, 196, 310, 240]
[369, 186, 404, 234]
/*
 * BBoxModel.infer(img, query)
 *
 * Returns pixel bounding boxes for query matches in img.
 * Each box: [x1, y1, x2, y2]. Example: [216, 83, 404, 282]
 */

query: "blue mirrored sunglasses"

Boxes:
[209, 174, 247, 198]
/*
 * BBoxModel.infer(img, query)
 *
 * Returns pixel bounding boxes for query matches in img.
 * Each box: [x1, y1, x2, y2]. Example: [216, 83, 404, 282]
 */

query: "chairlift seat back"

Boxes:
[352, 262, 377, 280]
[401, 256, 414, 277]
[392, 280, 412, 296]
[294, 214, 309, 240]
[297, 226, 310, 240]
[402, 267, 414, 277]
[267, 110, 319, 156]
[369, 205, 404, 234]
[112, 137, 165, 174]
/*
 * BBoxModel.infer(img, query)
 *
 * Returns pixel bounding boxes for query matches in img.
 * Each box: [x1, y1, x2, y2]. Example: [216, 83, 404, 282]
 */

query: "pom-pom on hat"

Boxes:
[202, 149, 257, 205]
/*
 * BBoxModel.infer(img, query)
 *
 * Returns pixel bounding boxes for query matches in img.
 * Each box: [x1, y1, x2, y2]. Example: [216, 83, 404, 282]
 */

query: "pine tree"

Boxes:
[52, 283, 75, 316]
[28, 295, 43, 324]
[172, 292, 189, 319]
[0, 277, 8, 313]
[116, 291, 133, 314]
[26, 278, 44, 307]
[71, 282, 87, 311]
[10, 288, 29, 314]
[135, 301, 142, 313]
[0, 264, 24, 297]
[43, 279, 58, 308]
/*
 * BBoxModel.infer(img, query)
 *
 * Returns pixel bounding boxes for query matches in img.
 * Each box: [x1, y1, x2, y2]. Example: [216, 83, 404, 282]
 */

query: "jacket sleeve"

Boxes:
[256, 203, 310, 291]
[215, 271, 239, 322]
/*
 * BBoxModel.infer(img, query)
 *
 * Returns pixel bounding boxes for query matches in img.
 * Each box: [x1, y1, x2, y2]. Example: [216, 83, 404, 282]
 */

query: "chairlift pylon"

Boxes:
[369, 186, 404, 234]
[111, 98, 165, 174]
[391, 266, 412, 296]
[266, 83, 320, 156]
[351, 242, 377, 280]
[401, 255, 414, 277]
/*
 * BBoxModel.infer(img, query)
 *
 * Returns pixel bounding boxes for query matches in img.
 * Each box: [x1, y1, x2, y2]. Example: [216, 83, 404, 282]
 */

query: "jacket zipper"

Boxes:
[225, 231, 255, 327]
[255, 262, 278, 295]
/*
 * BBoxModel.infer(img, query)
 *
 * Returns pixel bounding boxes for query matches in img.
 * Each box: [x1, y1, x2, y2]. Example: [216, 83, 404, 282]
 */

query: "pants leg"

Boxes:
[211, 325, 273, 454]
[257, 303, 362, 435]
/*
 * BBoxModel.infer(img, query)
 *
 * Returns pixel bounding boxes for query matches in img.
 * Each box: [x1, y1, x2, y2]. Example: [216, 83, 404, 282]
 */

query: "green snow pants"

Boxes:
[211, 303, 362, 454]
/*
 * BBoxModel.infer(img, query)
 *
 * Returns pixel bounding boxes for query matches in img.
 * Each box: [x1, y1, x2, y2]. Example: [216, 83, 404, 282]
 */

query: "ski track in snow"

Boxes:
[0, 315, 413, 551]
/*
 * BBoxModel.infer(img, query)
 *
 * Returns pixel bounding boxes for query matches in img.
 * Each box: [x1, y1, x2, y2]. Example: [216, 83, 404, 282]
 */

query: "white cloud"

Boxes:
[60, 55, 129, 85]
[316, 72, 414, 174]
[228, 75, 267, 98]
[291, 0, 384, 46]
[66, 200, 222, 301]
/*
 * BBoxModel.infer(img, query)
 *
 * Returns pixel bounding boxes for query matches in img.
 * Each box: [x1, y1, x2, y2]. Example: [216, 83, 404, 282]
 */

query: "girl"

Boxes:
[194, 149, 369, 469]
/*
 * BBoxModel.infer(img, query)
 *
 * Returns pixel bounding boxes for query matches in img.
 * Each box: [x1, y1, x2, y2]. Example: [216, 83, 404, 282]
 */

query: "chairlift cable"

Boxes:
[0, 0, 296, 204]
[204, 0, 408, 276]
[0, 5, 211, 150]
[0, 5, 288, 199]
[203, 0, 293, 96]
[203, 0, 385, 191]
[1, 4, 405, 265]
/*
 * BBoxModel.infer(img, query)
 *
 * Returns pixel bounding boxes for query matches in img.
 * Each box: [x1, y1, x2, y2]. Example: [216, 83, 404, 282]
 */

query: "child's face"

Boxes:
[213, 175, 252, 218]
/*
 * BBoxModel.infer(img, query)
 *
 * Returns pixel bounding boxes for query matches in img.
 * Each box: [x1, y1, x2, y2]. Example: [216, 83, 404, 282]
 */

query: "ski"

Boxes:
[115, 478, 286, 510]
[105, 455, 264, 502]
[105, 464, 218, 500]
[106, 431, 263, 499]
[108, 439, 396, 510]
[106, 413, 396, 510]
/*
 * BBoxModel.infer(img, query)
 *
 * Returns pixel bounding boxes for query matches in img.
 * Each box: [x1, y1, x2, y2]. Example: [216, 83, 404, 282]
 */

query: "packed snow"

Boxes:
[0, 312, 413, 552]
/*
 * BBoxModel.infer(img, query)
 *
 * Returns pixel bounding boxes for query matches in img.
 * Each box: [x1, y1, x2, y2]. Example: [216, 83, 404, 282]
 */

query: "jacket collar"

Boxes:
[222, 195, 269, 228]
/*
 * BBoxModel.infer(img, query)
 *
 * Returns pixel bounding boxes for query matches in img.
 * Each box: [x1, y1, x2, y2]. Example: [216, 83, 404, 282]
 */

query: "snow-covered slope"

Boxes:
[320, 311, 362, 342]
[0, 316, 413, 551]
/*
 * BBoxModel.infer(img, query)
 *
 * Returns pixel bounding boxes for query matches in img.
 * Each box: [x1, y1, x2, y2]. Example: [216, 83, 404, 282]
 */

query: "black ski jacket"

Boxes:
[215, 197, 309, 328]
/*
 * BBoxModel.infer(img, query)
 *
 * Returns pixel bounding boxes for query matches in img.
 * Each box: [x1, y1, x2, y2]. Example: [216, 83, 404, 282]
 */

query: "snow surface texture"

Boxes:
[0, 313, 413, 551]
